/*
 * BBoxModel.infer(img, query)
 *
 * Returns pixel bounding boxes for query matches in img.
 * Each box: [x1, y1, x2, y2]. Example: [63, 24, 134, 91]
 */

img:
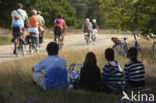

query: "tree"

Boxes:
[0, 0, 76, 28]
[99, 0, 156, 37]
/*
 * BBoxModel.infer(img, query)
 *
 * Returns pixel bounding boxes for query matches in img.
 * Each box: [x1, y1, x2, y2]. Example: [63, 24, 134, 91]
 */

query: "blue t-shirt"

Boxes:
[11, 20, 23, 33]
[33, 55, 69, 89]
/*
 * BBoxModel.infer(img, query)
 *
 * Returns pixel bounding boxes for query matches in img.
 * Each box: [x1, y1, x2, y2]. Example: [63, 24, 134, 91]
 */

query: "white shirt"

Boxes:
[11, 9, 28, 26]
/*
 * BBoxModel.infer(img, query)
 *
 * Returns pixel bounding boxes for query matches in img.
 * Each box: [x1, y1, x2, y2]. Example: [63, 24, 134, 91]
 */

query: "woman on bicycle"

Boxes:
[54, 13, 67, 42]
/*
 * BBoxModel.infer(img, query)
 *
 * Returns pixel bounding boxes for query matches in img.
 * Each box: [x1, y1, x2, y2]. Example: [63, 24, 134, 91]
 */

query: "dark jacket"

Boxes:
[80, 65, 101, 91]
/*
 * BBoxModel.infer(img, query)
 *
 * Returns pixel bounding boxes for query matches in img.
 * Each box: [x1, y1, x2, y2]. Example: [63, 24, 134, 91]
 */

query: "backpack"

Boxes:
[92, 22, 97, 29]
[54, 25, 62, 36]
[83, 22, 92, 33]
[12, 26, 22, 36]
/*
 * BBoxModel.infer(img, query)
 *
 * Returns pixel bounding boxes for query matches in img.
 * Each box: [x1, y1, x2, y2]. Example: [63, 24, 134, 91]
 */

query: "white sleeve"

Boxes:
[23, 10, 28, 19]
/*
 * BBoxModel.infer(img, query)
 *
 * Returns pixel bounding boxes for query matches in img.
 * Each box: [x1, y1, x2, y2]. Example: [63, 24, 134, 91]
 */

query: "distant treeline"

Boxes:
[0, 0, 156, 36]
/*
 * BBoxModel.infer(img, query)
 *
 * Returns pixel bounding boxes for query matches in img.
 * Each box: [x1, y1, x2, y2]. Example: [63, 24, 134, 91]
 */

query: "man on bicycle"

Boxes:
[28, 10, 43, 51]
[11, 16, 24, 54]
[82, 18, 92, 43]
[91, 19, 99, 43]
[37, 11, 46, 36]
[11, 3, 30, 41]
[54, 13, 67, 43]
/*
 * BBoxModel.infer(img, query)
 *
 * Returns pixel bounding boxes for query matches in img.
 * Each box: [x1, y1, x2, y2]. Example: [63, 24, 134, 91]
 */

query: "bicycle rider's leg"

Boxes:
[88, 31, 91, 41]
[21, 27, 26, 40]
[54, 34, 57, 42]
[13, 40, 16, 54]
[61, 30, 65, 41]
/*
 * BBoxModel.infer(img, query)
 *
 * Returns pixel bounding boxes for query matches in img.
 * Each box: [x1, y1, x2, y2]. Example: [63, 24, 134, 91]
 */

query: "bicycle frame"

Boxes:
[14, 35, 26, 57]
[130, 32, 141, 52]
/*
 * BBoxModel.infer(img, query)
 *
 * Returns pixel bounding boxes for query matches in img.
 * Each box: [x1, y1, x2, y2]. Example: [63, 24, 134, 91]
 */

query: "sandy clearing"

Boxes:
[0, 34, 132, 63]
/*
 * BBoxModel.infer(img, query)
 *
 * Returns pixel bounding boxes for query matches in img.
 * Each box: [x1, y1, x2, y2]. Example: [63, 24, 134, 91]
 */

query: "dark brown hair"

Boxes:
[127, 47, 138, 61]
[57, 13, 63, 18]
[105, 48, 114, 61]
[83, 52, 97, 66]
[46, 42, 59, 55]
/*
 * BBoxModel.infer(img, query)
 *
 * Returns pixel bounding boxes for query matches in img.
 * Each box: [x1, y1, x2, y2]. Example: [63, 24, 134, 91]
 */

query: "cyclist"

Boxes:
[11, 3, 30, 41]
[54, 13, 67, 42]
[37, 11, 46, 36]
[11, 16, 24, 54]
[28, 10, 43, 51]
[82, 18, 92, 42]
[91, 19, 99, 43]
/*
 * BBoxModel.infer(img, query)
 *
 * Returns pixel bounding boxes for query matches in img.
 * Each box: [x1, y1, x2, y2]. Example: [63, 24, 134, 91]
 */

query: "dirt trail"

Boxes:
[0, 34, 132, 63]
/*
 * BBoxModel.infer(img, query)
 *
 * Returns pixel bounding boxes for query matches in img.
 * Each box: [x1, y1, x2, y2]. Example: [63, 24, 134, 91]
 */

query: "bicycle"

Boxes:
[152, 38, 156, 59]
[112, 37, 128, 57]
[112, 30, 141, 57]
[84, 32, 90, 45]
[12, 26, 26, 57]
[54, 26, 64, 49]
[28, 32, 39, 54]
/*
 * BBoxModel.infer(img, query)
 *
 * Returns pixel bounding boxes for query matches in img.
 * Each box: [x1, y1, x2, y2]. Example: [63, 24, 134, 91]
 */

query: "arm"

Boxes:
[124, 64, 129, 82]
[26, 18, 31, 27]
[101, 65, 110, 80]
[63, 22, 67, 30]
[33, 59, 45, 72]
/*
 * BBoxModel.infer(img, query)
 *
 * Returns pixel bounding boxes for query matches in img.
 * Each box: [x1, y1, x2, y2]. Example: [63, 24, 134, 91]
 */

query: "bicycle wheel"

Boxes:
[152, 41, 156, 59]
[20, 40, 26, 56]
[29, 39, 33, 55]
[85, 35, 89, 45]
[58, 35, 63, 49]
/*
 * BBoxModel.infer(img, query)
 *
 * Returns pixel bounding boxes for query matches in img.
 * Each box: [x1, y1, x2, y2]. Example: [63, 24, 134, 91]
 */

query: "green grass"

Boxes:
[0, 36, 12, 45]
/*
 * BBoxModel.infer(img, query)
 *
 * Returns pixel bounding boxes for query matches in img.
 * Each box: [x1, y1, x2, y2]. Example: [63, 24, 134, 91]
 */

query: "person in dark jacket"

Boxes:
[80, 52, 101, 91]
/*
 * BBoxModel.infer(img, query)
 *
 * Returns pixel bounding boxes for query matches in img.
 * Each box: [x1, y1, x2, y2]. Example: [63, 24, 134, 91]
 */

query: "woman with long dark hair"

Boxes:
[80, 52, 101, 91]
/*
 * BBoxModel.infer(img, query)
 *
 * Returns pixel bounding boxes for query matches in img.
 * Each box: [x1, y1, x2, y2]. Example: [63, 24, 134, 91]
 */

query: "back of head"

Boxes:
[83, 52, 97, 66]
[32, 10, 37, 15]
[86, 18, 90, 22]
[92, 19, 96, 23]
[17, 3, 22, 9]
[57, 13, 63, 18]
[127, 47, 138, 61]
[46, 42, 59, 55]
[37, 11, 41, 15]
[105, 48, 114, 61]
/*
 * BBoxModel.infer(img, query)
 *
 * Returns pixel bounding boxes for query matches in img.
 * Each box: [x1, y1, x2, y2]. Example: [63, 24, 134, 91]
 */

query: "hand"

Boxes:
[32, 67, 34, 72]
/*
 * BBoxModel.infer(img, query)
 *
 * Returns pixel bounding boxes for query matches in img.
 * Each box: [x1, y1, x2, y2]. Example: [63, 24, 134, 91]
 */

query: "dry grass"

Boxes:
[0, 30, 156, 102]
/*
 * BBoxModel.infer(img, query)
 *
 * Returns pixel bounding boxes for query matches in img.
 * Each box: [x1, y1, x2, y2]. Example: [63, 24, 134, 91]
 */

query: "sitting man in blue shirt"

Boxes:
[32, 42, 69, 89]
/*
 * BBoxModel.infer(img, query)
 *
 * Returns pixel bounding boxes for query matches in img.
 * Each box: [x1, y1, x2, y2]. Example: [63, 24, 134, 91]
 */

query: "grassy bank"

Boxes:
[0, 37, 156, 103]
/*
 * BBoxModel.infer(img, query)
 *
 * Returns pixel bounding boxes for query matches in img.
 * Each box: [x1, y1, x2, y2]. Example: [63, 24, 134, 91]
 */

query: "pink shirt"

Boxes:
[54, 18, 65, 30]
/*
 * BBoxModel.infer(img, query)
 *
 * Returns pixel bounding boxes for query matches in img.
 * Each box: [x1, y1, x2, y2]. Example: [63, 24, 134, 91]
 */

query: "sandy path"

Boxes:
[0, 34, 132, 63]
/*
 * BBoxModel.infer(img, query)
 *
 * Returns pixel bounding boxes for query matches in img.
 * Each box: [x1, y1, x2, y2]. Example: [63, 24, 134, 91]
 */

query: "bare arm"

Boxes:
[26, 18, 31, 27]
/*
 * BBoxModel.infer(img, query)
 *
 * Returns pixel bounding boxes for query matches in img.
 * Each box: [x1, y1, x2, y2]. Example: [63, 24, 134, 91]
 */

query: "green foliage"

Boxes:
[68, 0, 111, 28]
[0, 0, 76, 28]
[99, 0, 156, 37]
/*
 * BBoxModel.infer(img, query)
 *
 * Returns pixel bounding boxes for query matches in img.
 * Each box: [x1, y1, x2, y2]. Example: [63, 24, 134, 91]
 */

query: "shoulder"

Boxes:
[57, 56, 66, 63]
[125, 61, 133, 66]
[61, 19, 65, 22]
[11, 10, 16, 15]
